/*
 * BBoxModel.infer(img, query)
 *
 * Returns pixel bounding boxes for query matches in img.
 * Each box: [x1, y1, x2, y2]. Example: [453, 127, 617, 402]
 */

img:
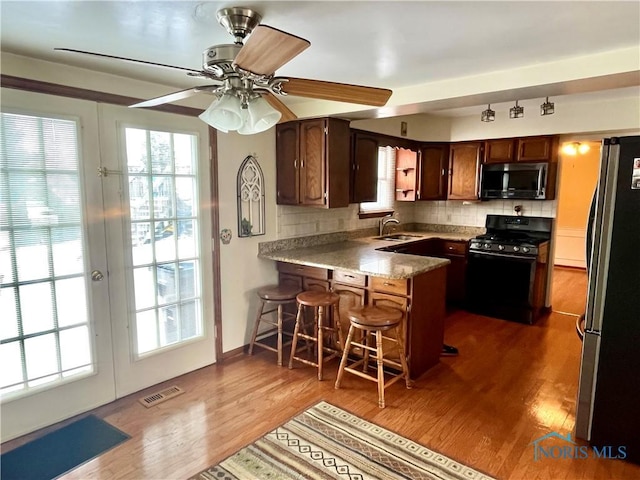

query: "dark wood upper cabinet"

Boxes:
[395, 148, 418, 201]
[350, 132, 379, 203]
[299, 120, 326, 206]
[275, 122, 300, 205]
[484, 138, 516, 164]
[517, 135, 559, 162]
[276, 118, 350, 208]
[448, 142, 482, 200]
[484, 136, 559, 163]
[417, 144, 449, 200]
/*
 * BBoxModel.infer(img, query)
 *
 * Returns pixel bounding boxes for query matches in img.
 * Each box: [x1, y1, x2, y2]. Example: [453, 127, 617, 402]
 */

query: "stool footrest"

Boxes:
[342, 365, 406, 388]
[251, 339, 293, 354]
[291, 351, 340, 368]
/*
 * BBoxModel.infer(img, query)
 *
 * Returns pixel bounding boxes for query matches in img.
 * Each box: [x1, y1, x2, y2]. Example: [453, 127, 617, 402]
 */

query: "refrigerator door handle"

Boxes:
[584, 142, 619, 334]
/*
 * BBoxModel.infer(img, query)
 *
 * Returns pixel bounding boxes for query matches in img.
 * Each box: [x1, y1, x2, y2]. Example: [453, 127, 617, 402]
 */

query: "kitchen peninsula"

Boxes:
[258, 233, 468, 377]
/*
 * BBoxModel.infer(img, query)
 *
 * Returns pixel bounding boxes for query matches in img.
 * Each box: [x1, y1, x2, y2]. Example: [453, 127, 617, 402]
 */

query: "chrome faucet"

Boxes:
[379, 214, 400, 236]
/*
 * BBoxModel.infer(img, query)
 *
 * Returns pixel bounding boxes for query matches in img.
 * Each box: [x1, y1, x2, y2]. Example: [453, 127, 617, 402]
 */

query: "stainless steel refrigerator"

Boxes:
[575, 136, 640, 463]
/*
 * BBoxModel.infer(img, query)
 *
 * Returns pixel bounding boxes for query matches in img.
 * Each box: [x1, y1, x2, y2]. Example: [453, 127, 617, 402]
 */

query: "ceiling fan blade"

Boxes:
[233, 25, 310, 76]
[54, 48, 203, 74]
[130, 86, 217, 108]
[281, 77, 392, 107]
[263, 93, 297, 123]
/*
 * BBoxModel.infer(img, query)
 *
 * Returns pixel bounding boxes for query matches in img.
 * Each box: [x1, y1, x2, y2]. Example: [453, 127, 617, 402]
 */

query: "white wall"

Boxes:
[216, 132, 281, 352]
[449, 95, 640, 141]
[351, 114, 452, 141]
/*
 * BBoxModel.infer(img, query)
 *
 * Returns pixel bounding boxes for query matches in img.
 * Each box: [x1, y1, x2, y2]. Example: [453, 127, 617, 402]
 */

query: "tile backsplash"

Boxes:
[276, 200, 556, 239]
[413, 199, 557, 228]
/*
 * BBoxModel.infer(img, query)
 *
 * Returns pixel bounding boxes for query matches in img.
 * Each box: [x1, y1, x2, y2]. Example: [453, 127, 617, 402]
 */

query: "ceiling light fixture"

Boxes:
[509, 100, 524, 119]
[540, 96, 555, 116]
[562, 142, 591, 156]
[481, 104, 495, 122]
[198, 79, 282, 134]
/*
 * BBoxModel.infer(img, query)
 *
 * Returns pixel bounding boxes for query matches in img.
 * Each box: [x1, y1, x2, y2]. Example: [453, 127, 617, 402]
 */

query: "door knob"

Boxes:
[91, 270, 104, 281]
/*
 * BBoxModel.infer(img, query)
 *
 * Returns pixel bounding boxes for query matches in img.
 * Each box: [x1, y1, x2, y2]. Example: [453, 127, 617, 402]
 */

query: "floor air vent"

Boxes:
[138, 385, 185, 408]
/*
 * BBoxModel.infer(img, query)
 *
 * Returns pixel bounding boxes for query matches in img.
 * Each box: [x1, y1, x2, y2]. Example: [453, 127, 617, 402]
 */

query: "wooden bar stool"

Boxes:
[288, 290, 343, 381]
[335, 305, 412, 408]
[248, 284, 301, 366]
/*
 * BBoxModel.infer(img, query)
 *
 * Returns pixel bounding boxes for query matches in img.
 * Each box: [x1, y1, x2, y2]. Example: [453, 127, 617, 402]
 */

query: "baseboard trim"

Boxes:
[222, 345, 246, 361]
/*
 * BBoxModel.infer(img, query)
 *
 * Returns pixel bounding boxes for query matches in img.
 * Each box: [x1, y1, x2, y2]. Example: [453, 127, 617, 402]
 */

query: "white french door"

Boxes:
[1, 89, 116, 441]
[0, 90, 215, 441]
[99, 104, 215, 397]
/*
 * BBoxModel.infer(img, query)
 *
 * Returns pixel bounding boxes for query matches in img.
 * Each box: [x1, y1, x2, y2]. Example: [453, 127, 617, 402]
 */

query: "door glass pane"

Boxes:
[124, 127, 203, 357]
[0, 112, 94, 399]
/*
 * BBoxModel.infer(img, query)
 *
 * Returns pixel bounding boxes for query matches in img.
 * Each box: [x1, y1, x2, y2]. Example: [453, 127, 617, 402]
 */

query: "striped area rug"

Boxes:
[190, 401, 495, 480]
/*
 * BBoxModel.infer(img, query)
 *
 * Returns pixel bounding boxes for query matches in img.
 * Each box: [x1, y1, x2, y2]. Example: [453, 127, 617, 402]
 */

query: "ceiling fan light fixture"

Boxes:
[199, 93, 244, 131]
[481, 104, 495, 122]
[244, 96, 282, 134]
[540, 96, 555, 116]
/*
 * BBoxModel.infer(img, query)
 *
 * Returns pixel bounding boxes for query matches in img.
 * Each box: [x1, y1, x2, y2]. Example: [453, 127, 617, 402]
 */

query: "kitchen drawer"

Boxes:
[277, 262, 329, 280]
[441, 241, 467, 256]
[333, 269, 367, 287]
[370, 276, 409, 296]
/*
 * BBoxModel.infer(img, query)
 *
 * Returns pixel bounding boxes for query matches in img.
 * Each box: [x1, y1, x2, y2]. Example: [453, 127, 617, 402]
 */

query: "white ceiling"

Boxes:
[1, 1, 639, 119]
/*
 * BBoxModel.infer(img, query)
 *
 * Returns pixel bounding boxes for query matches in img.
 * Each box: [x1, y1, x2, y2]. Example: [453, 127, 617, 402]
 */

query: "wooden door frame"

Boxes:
[1, 74, 224, 364]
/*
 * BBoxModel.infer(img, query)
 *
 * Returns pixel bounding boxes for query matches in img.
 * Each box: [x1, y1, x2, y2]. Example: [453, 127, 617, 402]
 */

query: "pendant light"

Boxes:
[509, 100, 524, 119]
[540, 97, 555, 116]
[481, 104, 496, 122]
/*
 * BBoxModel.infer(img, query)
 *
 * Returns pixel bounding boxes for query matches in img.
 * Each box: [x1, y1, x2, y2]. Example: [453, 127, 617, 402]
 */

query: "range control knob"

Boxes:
[498, 245, 505, 251]
[522, 247, 530, 253]
[471, 242, 480, 249]
[483, 243, 491, 249]
[513, 246, 520, 252]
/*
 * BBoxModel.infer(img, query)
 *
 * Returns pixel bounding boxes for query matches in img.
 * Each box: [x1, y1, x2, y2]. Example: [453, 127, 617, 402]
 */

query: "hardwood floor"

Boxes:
[4, 269, 638, 480]
[551, 266, 588, 316]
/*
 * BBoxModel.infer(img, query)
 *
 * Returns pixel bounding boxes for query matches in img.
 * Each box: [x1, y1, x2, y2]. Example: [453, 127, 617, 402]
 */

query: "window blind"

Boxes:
[0, 112, 93, 398]
[360, 146, 397, 213]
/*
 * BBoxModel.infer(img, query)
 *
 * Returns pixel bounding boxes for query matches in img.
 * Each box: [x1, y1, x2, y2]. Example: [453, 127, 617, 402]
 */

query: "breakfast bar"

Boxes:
[258, 235, 454, 378]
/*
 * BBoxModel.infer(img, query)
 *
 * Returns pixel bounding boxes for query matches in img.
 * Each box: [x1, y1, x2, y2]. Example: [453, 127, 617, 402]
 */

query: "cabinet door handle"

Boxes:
[294, 159, 298, 169]
[345, 274, 355, 278]
[383, 282, 395, 286]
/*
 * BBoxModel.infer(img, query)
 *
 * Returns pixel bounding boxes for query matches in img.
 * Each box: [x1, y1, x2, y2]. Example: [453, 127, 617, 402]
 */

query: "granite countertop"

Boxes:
[258, 231, 475, 280]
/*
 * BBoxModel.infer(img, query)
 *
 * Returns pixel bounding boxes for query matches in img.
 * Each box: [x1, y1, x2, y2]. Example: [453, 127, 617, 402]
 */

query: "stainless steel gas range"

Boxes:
[466, 215, 553, 324]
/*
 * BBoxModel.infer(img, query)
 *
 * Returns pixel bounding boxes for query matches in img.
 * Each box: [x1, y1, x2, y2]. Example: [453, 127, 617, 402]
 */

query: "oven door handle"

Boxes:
[469, 251, 536, 262]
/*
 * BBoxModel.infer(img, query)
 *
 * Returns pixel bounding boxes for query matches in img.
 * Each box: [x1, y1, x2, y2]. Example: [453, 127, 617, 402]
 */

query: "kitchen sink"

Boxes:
[375, 234, 423, 241]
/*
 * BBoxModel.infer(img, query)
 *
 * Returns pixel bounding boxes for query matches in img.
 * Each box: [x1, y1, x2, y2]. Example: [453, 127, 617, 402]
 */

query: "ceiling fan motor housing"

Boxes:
[202, 44, 242, 78]
[216, 7, 262, 43]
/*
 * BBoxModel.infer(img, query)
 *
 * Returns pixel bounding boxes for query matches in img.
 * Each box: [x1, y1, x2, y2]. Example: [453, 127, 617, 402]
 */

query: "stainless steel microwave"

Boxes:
[480, 162, 549, 200]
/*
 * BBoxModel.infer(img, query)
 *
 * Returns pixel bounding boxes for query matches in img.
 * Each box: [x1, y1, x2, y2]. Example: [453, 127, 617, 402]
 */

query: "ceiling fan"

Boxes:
[55, 6, 393, 134]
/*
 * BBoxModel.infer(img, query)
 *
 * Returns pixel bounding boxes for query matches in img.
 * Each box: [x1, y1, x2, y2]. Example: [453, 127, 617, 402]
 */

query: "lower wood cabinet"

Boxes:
[440, 241, 468, 304]
[277, 261, 447, 379]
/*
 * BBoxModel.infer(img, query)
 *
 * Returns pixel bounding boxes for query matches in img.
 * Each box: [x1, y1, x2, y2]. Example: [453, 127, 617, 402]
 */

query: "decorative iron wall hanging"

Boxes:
[237, 155, 265, 237]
